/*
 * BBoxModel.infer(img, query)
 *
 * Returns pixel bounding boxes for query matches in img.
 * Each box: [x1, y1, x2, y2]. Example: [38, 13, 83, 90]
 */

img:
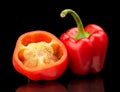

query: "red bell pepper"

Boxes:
[60, 9, 108, 75]
[12, 30, 68, 81]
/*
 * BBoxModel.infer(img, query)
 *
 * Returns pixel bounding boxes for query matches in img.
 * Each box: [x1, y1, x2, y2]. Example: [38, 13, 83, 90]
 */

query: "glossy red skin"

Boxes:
[60, 24, 108, 75]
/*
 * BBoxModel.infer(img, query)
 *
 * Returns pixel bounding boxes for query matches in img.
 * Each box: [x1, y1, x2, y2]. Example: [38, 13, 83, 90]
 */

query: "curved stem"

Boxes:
[60, 9, 88, 39]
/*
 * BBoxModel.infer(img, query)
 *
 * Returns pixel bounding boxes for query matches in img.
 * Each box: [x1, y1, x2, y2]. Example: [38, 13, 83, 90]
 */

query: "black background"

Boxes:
[0, 0, 117, 92]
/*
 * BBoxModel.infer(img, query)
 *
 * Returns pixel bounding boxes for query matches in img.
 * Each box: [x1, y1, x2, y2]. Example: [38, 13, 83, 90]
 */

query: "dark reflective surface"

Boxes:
[16, 81, 68, 92]
[0, 62, 113, 92]
[1, 0, 115, 92]
[9, 74, 111, 92]
[68, 76, 104, 92]
[15, 76, 105, 92]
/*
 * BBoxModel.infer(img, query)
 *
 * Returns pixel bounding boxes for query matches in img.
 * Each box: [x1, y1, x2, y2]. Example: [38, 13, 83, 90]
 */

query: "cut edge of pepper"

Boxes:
[13, 30, 68, 71]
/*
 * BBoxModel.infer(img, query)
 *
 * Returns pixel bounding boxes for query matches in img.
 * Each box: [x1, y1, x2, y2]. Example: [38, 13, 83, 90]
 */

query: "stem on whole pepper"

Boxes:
[60, 9, 90, 40]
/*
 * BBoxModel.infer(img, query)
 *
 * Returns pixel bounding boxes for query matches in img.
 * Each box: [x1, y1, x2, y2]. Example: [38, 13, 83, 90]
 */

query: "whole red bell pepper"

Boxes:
[60, 9, 108, 75]
[12, 30, 68, 81]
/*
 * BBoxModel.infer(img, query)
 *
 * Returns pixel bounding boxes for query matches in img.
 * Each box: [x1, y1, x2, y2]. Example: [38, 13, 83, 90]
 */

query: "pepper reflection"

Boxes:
[16, 81, 68, 92]
[68, 76, 105, 92]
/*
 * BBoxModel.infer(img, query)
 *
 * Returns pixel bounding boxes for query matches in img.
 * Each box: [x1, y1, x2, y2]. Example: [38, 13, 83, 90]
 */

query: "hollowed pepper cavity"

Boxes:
[12, 30, 68, 81]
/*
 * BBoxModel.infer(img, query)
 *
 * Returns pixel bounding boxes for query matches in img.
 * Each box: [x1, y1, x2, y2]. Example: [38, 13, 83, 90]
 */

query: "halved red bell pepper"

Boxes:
[60, 9, 108, 75]
[12, 30, 68, 81]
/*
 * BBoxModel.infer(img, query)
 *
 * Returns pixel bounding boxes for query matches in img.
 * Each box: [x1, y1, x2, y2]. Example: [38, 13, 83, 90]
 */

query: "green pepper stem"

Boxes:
[60, 9, 88, 39]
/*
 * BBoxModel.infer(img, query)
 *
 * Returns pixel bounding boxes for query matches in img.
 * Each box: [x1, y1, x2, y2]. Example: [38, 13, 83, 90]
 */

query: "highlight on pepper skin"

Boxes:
[12, 30, 68, 81]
